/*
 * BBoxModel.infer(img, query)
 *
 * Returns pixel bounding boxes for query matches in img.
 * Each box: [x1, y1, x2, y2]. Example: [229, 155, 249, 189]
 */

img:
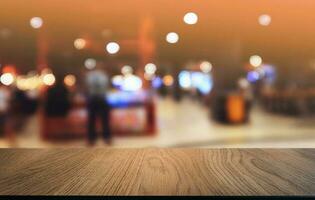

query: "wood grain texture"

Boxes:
[0, 148, 315, 195]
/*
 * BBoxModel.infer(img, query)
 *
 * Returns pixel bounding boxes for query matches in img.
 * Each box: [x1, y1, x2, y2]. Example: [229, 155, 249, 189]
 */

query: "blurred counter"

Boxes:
[41, 90, 156, 140]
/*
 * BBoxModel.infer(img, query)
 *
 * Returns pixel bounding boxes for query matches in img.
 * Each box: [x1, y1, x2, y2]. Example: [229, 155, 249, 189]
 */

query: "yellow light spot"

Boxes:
[249, 55, 263, 67]
[43, 73, 55, 86]
[74, 38, 86, 50]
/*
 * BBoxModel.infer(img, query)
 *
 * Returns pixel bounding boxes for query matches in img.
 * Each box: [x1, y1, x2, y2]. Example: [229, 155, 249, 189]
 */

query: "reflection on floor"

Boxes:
[1, 97, 315, 148]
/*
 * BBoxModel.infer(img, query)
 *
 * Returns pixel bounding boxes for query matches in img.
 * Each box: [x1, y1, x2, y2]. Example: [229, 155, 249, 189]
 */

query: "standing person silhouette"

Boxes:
[85, 66, 112, 146]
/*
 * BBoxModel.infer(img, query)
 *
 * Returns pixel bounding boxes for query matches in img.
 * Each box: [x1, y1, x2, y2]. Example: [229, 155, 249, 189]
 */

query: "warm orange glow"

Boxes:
[74, 38, 86, 50]
[163, 75, 174, 86]
[64, 74, 76, 87]
[2, 65, 16, 75]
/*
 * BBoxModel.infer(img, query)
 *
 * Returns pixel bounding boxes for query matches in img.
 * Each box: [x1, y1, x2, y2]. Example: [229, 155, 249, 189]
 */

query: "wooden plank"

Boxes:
[0, 149, 314, 195]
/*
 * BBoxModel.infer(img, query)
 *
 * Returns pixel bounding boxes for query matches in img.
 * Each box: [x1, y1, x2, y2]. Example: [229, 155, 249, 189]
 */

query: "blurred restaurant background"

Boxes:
[1, 0, 315, 148]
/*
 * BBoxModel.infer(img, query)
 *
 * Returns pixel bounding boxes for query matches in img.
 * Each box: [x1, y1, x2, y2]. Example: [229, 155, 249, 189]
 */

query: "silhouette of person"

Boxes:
[45, 76, 70, 117]
[85, 66, 111, 146]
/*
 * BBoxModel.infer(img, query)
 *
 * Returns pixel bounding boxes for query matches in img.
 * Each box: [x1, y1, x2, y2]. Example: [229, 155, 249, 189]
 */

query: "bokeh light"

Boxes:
[16, 75, 42, 91]
[183, 12, 198, 25]
[112, 75, 124, 88]
[256, 67, 265, 78]
[179, 71, 192, 89]
[193, 72, 213, 95]
[247, 71, 260, 83]
[30, 17, 43, 29]
[238, 78, 250, 89]
[200, 61, 213, 73]
[121, 65, 133, 75]
[43, 73, 56, 86]
[64, 74, 76, 87]
[0, 73, 14, 86]
[145, 63, 157, 74]
[152, 77, 163, 89]
[166, 32, 179, 44]
[106, 42, 120, 54]
[191, 72, 204, 88]
[249, 55, 263, 67]
[121, 75, 142, 92]
[84, 58, 97, 70]
[261, 64, 276, 84]
[74, 38, 86, 50]
[258, 14, 272, 26]
[163, 75, 174, 86]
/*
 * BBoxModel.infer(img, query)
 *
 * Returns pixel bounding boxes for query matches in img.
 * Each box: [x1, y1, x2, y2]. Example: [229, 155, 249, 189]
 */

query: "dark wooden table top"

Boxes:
[0, 148, 315, 195]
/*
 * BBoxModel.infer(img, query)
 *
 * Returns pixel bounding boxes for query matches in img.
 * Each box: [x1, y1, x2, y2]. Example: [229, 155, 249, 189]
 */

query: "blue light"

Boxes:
[247, 71, 260, 83]
[179, 71, 213, 94]
[107, 91, 147, 108]
[196, 74, 213, 95]
[191, 72, 203, 88]
[179, 71, 192, 89]
[152, 77, 163, 89]
[262, 64, 276, 84]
